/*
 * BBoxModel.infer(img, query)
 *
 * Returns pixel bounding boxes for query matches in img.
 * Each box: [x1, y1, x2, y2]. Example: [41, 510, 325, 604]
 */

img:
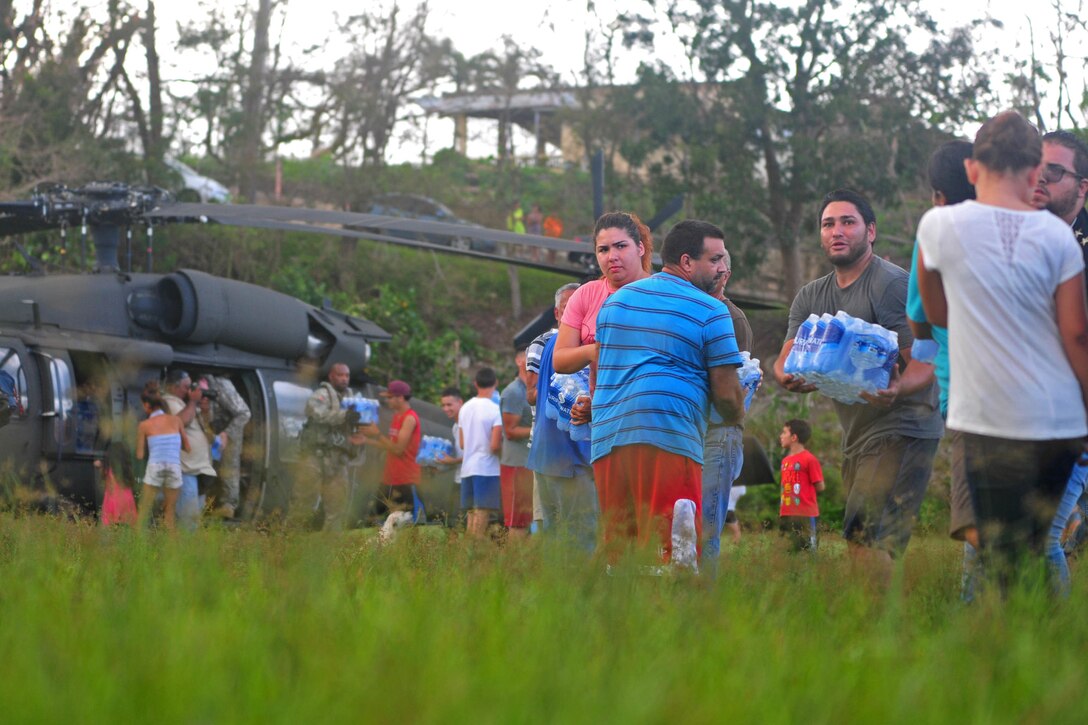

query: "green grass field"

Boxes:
[1, 515, 1085, 723]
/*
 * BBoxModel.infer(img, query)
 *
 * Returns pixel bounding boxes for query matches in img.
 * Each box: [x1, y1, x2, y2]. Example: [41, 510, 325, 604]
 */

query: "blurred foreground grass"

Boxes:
[1, 515, 1085, 723]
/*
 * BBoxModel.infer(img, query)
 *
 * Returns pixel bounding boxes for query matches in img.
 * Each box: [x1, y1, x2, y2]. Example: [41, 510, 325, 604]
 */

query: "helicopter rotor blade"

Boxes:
[143, 202, 614, 276]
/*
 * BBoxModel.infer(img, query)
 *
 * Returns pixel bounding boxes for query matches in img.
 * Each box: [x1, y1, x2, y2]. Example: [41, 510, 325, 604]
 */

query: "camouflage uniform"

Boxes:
[207, 375, 251, 511]
[296, 381, 357, 531]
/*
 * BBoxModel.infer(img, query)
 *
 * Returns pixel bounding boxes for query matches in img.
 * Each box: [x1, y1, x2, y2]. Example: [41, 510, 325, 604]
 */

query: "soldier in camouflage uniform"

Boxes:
[204, 375, 251, 519]
[295, 362, 360, 531]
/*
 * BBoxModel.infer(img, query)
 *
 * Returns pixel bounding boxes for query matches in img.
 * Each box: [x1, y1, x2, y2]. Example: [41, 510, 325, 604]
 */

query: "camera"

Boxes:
[202, 389, 219, 401]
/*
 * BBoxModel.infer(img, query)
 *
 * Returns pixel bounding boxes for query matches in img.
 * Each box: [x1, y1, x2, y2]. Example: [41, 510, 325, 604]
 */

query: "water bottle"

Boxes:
[738, 352, 761, 411]
[551, 370, 589, 432]
[569, 394, 592, 442]
[546, 374, 563, 421]
[850, 322, 899, 396]
[813, 313, 846, 377]
[417, 435, 437, 465]
[786, 314, 817, 374]
[353, 397, 378, 425]
[671, 499, 699, 573]
[211, 435, 223, 462]
[556, 377, 575, 431]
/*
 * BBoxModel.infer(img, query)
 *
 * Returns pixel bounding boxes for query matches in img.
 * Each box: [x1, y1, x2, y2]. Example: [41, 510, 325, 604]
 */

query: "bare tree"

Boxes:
[237, 0, 273, 201]
[618, 0, 988, 297]
[0, 2, 144, 193]
[307, 1, 444, 168]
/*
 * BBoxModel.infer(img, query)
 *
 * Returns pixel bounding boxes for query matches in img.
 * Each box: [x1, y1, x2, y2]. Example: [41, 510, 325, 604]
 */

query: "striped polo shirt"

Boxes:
[591, 271, 741, 464]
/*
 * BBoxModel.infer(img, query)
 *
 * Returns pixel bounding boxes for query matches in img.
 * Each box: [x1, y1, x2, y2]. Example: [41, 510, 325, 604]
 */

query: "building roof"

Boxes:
[416, 89, 580, 117]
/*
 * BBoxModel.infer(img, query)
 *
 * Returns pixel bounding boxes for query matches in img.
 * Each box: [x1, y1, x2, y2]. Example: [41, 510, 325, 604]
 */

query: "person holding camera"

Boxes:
[163, 369, 217, 530]
[298, 362, 361, 532]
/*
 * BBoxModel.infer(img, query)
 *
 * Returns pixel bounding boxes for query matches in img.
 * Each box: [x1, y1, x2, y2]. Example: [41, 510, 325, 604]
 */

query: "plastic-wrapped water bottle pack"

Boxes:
[416, 435, 455, 466]
[784, 311, 899, 404]
[738, 351, 762, 411]
[546, 367, 592, 442]
[340, 396, 380, 424]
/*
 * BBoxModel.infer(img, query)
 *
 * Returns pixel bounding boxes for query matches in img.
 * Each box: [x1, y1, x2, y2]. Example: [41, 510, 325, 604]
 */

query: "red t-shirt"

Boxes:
[779, 449, 823, 517]
[383, 408, 421, 486]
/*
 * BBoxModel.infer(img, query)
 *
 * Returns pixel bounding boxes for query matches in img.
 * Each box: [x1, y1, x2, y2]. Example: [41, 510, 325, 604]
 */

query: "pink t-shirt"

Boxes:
[560, 278, 616, 344]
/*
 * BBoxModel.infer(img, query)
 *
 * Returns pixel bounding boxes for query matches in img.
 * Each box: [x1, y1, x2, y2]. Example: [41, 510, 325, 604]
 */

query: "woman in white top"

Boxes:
[916, 110, 1088, 587]
[136, 381, 190, 531]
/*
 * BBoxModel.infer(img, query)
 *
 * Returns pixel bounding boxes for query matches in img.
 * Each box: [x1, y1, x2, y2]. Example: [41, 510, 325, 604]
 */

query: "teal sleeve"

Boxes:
[906, 242, 928, 324]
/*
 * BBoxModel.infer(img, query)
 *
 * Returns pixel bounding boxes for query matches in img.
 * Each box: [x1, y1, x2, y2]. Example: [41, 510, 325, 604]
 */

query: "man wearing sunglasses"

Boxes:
[1033, 131, 1088, 253]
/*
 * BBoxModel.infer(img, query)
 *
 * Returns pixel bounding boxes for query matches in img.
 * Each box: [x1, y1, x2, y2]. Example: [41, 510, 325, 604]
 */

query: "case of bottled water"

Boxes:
[340, 396, 380, 424]
[547, 367, 591, 440]
[784, 311, 899, 404]
[416, 435, 454, 466]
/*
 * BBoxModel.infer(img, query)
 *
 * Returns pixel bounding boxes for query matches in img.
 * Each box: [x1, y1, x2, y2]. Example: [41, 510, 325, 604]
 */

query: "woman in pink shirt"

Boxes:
[553, 211, 654, 375]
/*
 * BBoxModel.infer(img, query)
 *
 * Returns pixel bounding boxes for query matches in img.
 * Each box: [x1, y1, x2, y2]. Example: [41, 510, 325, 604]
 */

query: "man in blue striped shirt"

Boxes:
[592, 220, 746, 562]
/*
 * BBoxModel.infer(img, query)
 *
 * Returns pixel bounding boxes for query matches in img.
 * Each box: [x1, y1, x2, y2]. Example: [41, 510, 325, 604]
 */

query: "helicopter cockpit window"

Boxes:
[272, 381, 313, 462]
[0, 347, 28, 416]
[46, 356, 75, 448]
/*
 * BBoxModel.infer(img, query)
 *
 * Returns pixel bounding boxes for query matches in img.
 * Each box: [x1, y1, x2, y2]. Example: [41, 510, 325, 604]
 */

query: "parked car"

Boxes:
[164, 157, 231, 203]
[363, 193, 496, 252]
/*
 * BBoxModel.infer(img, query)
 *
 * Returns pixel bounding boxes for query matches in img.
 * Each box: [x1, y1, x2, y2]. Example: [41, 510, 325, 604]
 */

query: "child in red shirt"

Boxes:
[778, 419, 824, 551]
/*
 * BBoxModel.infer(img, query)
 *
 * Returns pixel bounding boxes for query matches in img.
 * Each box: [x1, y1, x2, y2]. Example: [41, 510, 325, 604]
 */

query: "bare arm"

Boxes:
[178, 418, 191, 453]
[552, 323, 596, 374]
[860, 345, 935, 407]
[908, 319, 934, 341]
[1056, 273, 1088, 417]
[502, 412, 531, 441]
[392, 415, 417, 455]
[363, 414, 417, 455]
[814, 479, 826, 493]
[175, 394, 199, 425]
[525, 371, 539, 406]
[489, 424, 503, 454]
[136, 424, 146, 460]
[709, 365, 745, 428]
[772, 339, 818, 394]
[915, 246, 948, 328]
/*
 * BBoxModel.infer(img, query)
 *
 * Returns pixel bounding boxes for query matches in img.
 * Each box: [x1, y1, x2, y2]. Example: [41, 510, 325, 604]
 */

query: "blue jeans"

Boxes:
[536, 470, 598, 553]
[1047, 463, 1088, 595]
[701, 425, 744, 573]
[176, 473, 201, 531]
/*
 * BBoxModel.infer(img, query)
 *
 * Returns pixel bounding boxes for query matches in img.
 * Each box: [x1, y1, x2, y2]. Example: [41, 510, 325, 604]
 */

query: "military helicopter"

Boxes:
[0, 182, 600, 521]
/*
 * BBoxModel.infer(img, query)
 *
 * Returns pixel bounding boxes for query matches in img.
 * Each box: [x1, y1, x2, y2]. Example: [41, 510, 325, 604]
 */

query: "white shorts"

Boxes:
[144, 462, 183, 490]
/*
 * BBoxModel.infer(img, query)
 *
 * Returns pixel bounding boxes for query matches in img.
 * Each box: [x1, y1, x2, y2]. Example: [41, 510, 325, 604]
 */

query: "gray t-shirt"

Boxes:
[723, 297, 753, 354]
[785, 256, 943, 455]
[500, 377, 532, 467]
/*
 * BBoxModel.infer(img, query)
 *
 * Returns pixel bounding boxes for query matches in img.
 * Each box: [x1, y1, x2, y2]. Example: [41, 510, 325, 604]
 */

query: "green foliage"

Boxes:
[353, 284, 481, 401]
[2, 515, 1086, 722]
[614, 0, 990, 293]
[743, 385, 848, 528]
[740, 383, 955, 536]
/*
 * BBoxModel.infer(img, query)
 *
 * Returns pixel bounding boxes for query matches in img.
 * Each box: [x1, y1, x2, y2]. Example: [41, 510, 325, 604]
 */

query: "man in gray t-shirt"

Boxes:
[500, 350, 535, 538]
[772, 189, 943, 573]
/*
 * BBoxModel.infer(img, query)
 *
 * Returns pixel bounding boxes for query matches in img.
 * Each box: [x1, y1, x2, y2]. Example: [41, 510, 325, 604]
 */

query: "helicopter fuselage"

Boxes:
[0, 269, 460, 521]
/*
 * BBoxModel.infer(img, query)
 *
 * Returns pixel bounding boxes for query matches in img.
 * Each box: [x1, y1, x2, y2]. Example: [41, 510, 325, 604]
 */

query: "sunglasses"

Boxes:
[1041, 163, 1085, 185]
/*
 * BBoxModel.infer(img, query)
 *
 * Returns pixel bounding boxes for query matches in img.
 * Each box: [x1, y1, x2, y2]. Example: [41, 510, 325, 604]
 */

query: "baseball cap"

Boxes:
[383, 380, 411, 397]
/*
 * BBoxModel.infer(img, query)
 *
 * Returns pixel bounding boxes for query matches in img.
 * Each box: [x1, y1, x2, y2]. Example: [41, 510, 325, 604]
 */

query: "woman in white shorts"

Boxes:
[136, 381, 190, 530]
